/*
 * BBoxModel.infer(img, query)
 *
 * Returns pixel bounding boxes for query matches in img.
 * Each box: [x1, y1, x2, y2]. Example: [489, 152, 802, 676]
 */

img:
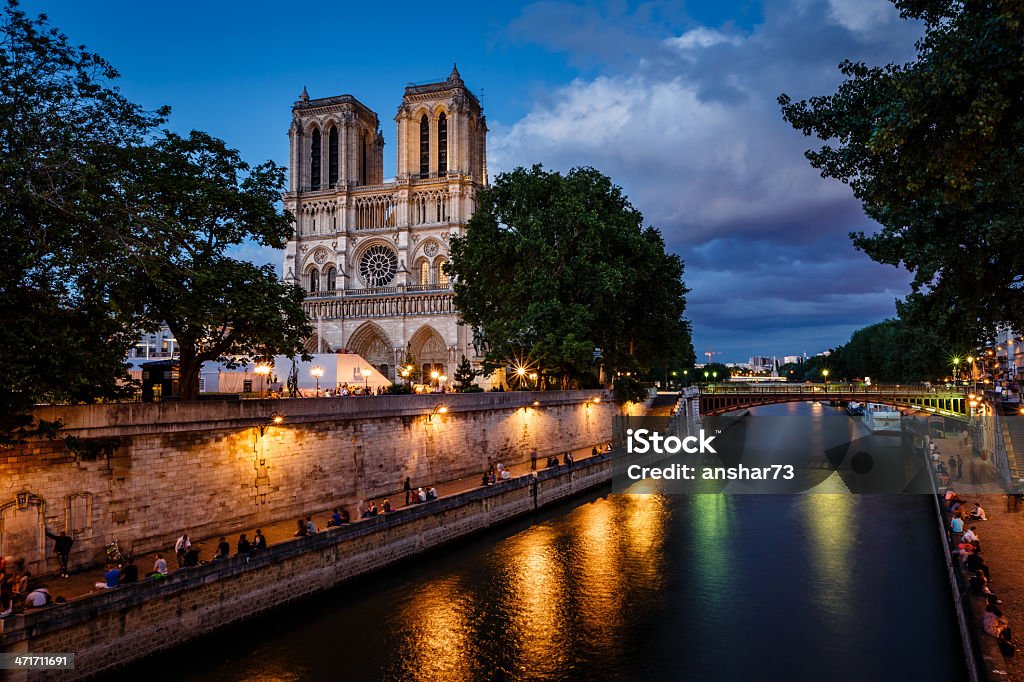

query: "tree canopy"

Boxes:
[0, 0, 309, 424]
[124, 131, 309, 399]
[447, 165, 694, 389]
[780, 0, 1024, 346]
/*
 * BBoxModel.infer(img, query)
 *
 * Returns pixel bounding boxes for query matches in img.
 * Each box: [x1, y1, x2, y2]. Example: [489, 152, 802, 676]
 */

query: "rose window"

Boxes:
[359, 245, 398, 287]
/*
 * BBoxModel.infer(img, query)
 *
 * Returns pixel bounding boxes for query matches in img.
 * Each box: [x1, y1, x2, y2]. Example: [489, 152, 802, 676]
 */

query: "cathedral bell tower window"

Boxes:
[438, 113, 447, 175]
[328, 127, 339, 188]
[310, 128, 322, 190]
[419, 115, 429, 178]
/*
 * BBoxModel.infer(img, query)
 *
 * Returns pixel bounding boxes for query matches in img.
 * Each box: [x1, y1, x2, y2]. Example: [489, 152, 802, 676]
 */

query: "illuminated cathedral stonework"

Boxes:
[282, 66, 487, 381]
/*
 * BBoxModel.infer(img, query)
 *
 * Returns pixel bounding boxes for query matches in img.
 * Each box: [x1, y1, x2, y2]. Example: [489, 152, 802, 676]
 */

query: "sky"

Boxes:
[23, 0, 925, 362]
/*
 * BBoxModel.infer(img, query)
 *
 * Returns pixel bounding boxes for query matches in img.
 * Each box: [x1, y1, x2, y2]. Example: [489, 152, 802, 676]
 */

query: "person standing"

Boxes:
[404, 477, 412, 506]
[530, 448, 538, 471]
[174, 534, 191, 569]
[45, 529, 74, 578]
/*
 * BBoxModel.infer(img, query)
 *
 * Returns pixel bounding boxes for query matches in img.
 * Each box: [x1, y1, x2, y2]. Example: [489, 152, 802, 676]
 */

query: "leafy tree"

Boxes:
[448, 165, 694, 389]
[0, 1, 167, 439]
[699, 362, 733, 382]
[123, 131, 310, 399]
[453, 356, 482, 392]
[397, 352, 419, 384]
[780, 1, 1024, 346]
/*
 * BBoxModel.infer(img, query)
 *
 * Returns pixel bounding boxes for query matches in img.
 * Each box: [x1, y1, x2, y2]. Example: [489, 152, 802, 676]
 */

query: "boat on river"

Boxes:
[846, 401, 864, 416]
[862, 403, 901, 432]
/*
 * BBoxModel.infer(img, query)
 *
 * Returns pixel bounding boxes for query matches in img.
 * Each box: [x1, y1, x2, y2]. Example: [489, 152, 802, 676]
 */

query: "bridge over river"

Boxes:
[700, 383, 970, 418]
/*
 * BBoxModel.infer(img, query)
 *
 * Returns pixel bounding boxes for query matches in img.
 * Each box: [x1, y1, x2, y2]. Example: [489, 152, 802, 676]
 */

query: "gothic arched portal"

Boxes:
[347, 322, 395, 380]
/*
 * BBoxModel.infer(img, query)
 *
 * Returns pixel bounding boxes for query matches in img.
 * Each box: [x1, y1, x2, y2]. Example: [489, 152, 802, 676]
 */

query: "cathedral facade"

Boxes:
[282, 66, 487, 383]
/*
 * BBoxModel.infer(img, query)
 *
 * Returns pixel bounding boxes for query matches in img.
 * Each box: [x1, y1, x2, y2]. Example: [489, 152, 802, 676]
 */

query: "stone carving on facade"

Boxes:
[312, 247, 329, 265]
[424, 241, 440, 257]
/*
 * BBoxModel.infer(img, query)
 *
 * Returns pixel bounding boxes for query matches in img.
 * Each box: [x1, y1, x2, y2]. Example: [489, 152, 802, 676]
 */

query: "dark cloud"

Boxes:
[491, 0, 924, 360]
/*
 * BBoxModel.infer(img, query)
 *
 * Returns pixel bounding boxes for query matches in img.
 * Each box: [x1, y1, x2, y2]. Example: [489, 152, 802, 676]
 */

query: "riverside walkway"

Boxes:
[16, 443, 609, 609]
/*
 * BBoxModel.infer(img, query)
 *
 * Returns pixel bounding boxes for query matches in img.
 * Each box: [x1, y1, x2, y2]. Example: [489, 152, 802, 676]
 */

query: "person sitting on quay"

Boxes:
[252, 529, 267, 551]
[11, 565, 29, 598]
[237, 533, 251, 555]
[967, 553, 992, 582]
[418, 487, 427, 503]
[95, 564, 121, 590]
[149, 554, 168, 578]
[565, 452, 574, 465]
[970, 570, 997, 599]
[295, 518, 309, 537]
[489, 469, 498, 484]
[383, 498, 393, 513]
[175, 533, 191, 569]
[592, 446, 598, 458]
[967, 503, 988, 521]
[183, 546, 202, 567]
[983, 605, 1015, 655]
[963, 526, 981, 550]
[481, 472, 490, 487]
[330, 508, 344, 527]
[950, 513, 965, 538]
[213, 537, 231, 561]
[427, 486, 438, 500]
[23, 585, 52, 610]
[45, 528, 74, 578]
[0, 590, 12, 618]
[119, 560, 139, 585]
[305, 516, 317, 534]
[948, 496, 964, 514]
[500, 468, 511, 480]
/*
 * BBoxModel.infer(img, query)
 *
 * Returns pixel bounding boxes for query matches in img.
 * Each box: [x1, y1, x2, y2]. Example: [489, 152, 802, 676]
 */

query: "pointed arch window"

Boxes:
[308, 267, 320, 293]
[419, 260, 430, 286]
[361, 134, 368, 185]
[436, 257, 449, 287]
[437, 113, 448, 175]
[419, 114, 429, 178]
[310, 128, 322, 190]
[328, 127, 339, 187]
[325, 266, 337, 291]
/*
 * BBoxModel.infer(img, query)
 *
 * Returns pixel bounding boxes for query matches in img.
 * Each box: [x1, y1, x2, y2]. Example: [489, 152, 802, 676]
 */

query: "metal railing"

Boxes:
[305, 284, 452, 299]
[701, 383, 968, 396]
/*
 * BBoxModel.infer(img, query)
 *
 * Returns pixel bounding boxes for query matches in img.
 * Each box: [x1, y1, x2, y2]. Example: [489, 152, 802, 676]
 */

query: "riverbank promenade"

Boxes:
[13, 443, 608, 610]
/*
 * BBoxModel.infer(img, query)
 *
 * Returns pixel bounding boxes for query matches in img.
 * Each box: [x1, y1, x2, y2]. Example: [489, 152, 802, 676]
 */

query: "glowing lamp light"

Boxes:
[592, 397, 601, 404]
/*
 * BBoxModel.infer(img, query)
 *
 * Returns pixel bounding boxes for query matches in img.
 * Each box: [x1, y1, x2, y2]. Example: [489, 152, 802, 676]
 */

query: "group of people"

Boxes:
[0, 556, 64, 617]
[482, 462, 513, 486]
[321, 383, 388, 397]
[945, 491, 1013, 656]
[930, 439, 963, 486]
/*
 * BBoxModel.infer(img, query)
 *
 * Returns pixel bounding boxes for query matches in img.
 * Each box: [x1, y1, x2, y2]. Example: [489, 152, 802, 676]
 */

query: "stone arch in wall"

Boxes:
[409, 325, 448, 376]
[347, 321, 395, 380]
[303, 332, 333, 354]
[0, 491, 47, 576]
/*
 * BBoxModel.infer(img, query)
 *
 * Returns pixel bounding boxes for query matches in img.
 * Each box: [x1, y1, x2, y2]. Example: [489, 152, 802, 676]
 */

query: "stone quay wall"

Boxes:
[0, 453, 615, 681]
[0, 391, 626, 577]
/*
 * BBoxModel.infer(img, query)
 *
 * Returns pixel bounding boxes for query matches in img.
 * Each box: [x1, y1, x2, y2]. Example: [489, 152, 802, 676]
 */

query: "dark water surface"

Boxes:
[126, 402, 966, 681]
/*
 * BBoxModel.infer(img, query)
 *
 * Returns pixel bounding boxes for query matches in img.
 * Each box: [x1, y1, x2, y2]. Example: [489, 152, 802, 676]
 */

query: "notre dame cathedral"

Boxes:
[282, 65, 487, 382]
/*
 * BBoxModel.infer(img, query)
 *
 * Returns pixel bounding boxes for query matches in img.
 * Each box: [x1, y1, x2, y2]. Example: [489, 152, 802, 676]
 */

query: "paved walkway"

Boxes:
[928, 423, 1022, 680]
[19, 442, 610, 608]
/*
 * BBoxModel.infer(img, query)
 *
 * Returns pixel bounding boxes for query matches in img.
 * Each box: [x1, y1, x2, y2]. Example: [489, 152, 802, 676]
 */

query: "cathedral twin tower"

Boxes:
[282, 66, 487, 384]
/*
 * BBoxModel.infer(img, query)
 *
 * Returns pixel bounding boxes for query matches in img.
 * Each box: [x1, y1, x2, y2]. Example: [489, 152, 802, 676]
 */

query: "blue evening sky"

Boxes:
[23, 0, 922, 362]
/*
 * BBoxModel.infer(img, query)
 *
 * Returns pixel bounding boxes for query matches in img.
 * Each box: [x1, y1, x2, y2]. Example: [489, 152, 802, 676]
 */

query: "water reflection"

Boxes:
[125, 402, 965, 682]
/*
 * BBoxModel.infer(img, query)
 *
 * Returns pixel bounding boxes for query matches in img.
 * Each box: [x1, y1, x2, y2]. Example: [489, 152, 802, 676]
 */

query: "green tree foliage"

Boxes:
[448, 165, 694, 388]
[780, 1, 1024, 345]
[123, 131, 309, 399]
[699, 362, 733, 382]
[453, 356, 482, 392]
[0, 1, 168, 437]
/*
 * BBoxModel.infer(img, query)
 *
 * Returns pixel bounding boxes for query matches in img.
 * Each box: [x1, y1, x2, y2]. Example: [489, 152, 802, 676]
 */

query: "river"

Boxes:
[125, 401, 966, 681]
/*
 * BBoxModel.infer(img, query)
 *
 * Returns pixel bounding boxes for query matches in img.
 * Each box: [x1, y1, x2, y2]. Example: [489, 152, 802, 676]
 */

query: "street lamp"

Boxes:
[427, 403, 448, 422]
[431, 370, 440, 389]
[254, 362, 271, 398]
[822, 369, 829, 382]
[310, 365, 324, 397]
[361, 368, 372, 393]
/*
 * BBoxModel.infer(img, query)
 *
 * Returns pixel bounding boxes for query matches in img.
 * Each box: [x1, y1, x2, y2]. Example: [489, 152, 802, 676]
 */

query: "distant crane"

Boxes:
[703, 350, 721, 365]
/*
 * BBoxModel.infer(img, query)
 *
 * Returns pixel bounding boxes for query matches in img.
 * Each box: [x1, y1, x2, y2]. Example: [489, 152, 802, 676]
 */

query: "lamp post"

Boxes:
[310, 365, 324, 397]
[439, 374, 448, 393]
[361, 368, 372, 393]
[431, 370, 440, 391]
[254, 362, 271, 398]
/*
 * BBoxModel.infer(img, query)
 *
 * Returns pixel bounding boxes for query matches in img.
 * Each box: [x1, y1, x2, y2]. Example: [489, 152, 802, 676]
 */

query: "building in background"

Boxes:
[282, 66, 487, 382]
